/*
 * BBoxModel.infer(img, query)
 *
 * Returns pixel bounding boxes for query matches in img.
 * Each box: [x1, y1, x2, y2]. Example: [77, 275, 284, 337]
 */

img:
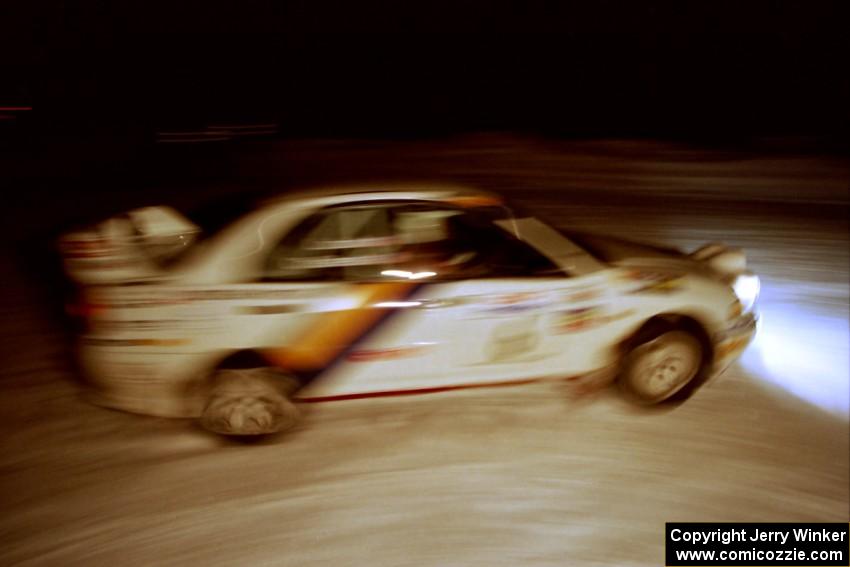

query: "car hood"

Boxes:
[562, 231, 714, 274]
[562, 231, 682, 261]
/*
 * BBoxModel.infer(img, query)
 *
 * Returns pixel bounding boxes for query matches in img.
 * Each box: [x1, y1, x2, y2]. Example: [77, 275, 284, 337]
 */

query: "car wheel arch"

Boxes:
[198, 350, 302, 436]
[617, 313, 715, 386]
[207, 349, 306, 392]
[215, 349, 273, 370]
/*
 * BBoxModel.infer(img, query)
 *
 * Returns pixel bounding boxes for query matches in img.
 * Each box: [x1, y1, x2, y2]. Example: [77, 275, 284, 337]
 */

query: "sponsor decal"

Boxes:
[477, 292, 549, 315]
[622, 269, 685, 294]
[486, 319, 540, 362]
[553, 307, 635, 333]
[562, 288, 601, 303]
[554, 306, 605, 333]
[346, 345, 428, 362]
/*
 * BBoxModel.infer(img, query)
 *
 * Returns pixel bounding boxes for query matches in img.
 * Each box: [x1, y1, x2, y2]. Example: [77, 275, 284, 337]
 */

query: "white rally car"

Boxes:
[60, 183, 759, 435]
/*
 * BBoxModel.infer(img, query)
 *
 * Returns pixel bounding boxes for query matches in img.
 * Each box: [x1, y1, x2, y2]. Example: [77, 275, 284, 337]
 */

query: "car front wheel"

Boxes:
[619, 330, 704, 404]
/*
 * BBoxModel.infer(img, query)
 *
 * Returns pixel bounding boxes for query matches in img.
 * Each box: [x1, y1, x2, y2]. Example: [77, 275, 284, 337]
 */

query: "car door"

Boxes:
[250, 201, 435, 383]
[297, 201, 600, 399]
[384, 215, 611, 388]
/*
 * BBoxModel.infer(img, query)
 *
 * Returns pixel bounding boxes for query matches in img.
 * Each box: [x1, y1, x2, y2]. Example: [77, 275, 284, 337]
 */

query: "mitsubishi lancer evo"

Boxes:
[60, 183, 759, 435]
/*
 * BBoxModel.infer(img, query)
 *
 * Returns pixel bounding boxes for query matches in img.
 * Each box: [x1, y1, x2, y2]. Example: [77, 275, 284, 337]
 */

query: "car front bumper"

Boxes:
[711, 310, 759, 375]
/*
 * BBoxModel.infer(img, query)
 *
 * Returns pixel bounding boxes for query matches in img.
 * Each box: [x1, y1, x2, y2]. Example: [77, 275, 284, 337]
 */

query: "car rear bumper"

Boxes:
[79, 345, 211, 418]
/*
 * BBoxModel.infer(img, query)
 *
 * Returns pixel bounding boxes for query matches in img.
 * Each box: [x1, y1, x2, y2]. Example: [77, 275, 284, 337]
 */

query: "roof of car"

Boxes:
[261, 181, 499, 206]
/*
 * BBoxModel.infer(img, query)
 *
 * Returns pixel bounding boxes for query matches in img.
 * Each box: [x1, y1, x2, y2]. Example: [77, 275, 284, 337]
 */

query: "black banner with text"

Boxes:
[666, 523, 849, 566]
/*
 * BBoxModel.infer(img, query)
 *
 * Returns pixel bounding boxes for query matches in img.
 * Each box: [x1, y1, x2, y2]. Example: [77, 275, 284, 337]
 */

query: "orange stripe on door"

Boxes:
[261, 282, 417, 372]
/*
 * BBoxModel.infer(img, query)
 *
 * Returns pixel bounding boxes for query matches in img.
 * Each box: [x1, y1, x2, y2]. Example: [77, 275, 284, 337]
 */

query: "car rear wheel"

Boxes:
[200, 368, 300, 436]
[619, 330, 704, 404]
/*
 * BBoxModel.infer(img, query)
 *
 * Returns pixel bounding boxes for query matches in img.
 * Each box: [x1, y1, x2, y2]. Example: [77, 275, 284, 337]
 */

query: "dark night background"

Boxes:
[2, 0, 846, 303]
[3, 1, 848, 143]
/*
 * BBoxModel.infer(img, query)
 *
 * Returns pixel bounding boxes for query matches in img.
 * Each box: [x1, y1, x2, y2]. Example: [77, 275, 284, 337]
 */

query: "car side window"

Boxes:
[263, 205, 401, 281]
[262, 202, 561, 282]
[443, 209, 561, 278]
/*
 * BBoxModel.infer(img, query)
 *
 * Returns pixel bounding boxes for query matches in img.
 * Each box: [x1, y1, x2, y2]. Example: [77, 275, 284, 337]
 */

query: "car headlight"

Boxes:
[732, 273, 760, 313]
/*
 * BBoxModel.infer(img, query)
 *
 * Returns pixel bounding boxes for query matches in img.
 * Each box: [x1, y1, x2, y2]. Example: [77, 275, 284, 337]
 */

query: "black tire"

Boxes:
[619, 329, 705, 404]
[200, 368, 300, 436]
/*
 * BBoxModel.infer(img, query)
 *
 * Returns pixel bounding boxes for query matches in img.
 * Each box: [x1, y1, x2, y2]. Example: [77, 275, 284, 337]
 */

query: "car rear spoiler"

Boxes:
[59, 206, 200, 285]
